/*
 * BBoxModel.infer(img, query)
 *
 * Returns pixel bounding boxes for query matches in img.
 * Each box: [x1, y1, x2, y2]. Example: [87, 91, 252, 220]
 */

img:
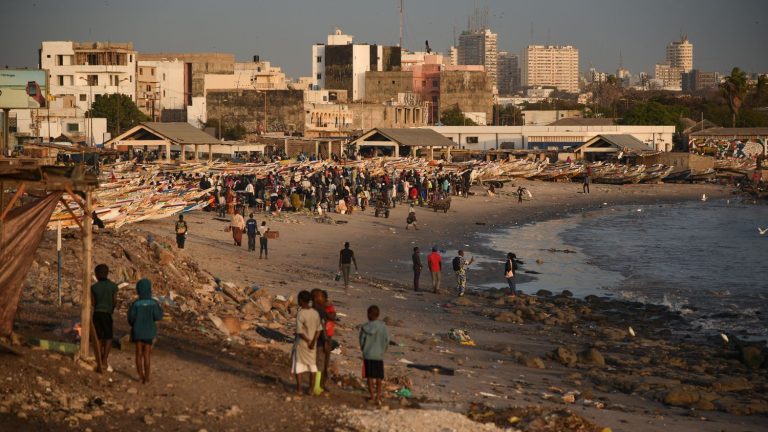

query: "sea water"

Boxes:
[478, 200, 768, 341]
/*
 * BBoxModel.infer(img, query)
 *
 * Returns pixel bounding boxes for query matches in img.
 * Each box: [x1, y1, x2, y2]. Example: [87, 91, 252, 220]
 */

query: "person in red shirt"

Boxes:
[312, 289, 337, 392]
[427, 246, 442, 293]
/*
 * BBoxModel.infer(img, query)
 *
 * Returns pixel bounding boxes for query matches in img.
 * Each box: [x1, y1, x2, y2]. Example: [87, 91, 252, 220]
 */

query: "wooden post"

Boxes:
[79, 190, 93, 359]
[208, 144, 213, 162]
[194, 144, 199, 161]
[180, 144, 186, 162]
[165, 144, 171, 161]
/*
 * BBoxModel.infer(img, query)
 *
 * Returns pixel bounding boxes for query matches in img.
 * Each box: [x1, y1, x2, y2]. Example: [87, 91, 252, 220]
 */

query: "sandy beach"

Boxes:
[6, 180, 768, 431]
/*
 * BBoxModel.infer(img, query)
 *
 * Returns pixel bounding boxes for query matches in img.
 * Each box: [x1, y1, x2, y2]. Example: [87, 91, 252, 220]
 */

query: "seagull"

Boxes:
[701, 194, 707, 202]
[628, 326, 636, 337]
[759, 227, 768, 235]
[720, 333, 729, 344]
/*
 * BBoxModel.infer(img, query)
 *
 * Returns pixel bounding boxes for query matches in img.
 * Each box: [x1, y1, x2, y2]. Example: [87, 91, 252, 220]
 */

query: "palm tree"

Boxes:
[720, 67, 749, 127]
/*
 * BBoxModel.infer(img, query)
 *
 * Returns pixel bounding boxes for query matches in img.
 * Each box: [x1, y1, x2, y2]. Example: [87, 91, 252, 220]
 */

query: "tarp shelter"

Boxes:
[104, 122, 220, 162]
[349, 128, 458, 160]
[573, 134, 656, 162]
[0, 165, 98, 358]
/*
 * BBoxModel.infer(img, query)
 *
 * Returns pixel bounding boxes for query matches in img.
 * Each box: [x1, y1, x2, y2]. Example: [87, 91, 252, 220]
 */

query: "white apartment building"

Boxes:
[10, 108, 107, 146]
[40, 41, 137, 113]
[136, 59, 185, 120]
[457, 29, 498, 93]
[654, 36, 693, 90]
[521, 45, 580, 93]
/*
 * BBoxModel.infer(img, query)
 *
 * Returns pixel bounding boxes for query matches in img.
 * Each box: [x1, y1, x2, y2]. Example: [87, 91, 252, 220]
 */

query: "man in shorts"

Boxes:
[359, 305, 389, 405]
[91, 263, 119, 373]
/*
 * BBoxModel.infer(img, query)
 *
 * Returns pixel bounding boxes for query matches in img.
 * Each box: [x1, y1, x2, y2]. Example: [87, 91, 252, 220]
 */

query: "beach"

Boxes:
[6, 180, 768, 431]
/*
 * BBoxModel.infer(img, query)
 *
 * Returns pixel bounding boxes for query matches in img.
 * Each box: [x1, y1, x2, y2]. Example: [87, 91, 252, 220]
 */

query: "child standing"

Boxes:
[127, 279, 163, 384]
[291, 290, 322, 395]
[359, 305, 389, 405]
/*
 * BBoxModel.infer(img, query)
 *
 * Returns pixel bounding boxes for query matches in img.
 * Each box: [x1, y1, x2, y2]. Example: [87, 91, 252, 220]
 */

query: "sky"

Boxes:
[2, 0, 767, 79]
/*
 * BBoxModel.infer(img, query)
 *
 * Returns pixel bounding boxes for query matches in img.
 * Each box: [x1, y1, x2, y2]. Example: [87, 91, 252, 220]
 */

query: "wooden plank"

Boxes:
[0, 183, 25, 222]
[78, 191, 93, 359]
[59, 198, 83, 231]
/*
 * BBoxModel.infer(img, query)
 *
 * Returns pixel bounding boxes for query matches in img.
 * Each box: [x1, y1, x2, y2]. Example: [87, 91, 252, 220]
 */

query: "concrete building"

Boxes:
[40, 41, 137, 113]
[682, 70, 722, 93]
[440, 67, 493, 125]
[423, 125, 675, 152]
[520, 110, 582, 126]
[654, 64, 685, 90]
[666, 36, 693, 73]
[401, 51, 447, 71]
[457, 29, 498, 93]
[311, 28, 401, 101]
[521, 45, 579, 93]
[364, 71, 414, 104]
[449, 46, 459, 66]
[589, 68, 609, 83]
[136, 59, 186, 121]
[497, 51, 520, 96]
[6, 108, 107, 146]
[206, 89, 305, 136]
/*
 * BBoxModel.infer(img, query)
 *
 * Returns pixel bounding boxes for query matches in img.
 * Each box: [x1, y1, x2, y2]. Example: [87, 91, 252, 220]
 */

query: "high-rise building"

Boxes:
[457, 29, 498, 93]
[654, 36, 693, 90]
[497, 51, 519, 95]
[682, 69, 722, 93]
[40, 41, 137, 114]
[312, 28, 401, 101]
[521, 45, 579, 93]
[666, 36, 693, 72]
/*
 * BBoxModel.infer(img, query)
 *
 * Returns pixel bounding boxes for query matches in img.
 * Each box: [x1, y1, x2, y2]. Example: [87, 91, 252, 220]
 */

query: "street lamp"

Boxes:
[78, 76, 94, 145]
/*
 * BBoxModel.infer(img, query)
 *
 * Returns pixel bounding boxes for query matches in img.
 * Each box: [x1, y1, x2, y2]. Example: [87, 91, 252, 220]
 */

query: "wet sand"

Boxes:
[134, 180, 768, 431]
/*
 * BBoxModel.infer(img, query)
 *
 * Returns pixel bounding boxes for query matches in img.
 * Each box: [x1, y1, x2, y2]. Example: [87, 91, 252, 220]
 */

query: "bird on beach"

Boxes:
[758, 227, 768, 235]
[702, 194, 707, 202]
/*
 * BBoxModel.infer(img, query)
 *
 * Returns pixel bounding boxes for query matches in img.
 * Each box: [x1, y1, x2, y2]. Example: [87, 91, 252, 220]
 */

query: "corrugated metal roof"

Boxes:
[353, 128, 457, 147]
[578, 134, 653, 153]
[141, 122, 220, 145]
[689, 127, 768, 137]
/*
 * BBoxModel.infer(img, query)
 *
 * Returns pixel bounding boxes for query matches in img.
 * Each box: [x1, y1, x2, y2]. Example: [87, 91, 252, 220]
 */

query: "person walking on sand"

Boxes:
[359, 305, 389, 405]
[230, 209, 245, 247]
[174, 214, 188, 249]
[427, 246, 442, 293]
[127, 278, 163, 384]
[91, 264, 119, 373]
[339, 242, 358, 289]
[405, 206, 418, 230]
[258, 221, 269, 259]
[246, 213, 258, 252]
[452, 250, 474, 297]
[412, 246, 423, 291]
[583, 166, 592, 194]
[291, 290, 322, 395]
[505, 252, 518, 295]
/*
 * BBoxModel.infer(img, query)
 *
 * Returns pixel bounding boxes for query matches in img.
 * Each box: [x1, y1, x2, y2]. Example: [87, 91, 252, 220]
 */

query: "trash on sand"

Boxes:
[478, 392, 500, 398]
[28, 338, 78, 354]
[255, 327, 292, 343]
[398, 358, 415, 365]
[394, 388, 413, 398]
[394, 294, 407, 300]
[448, 328, 476, 346]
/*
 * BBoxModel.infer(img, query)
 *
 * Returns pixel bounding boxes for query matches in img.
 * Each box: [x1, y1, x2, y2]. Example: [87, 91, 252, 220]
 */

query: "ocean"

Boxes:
[476, 200, 768, 342]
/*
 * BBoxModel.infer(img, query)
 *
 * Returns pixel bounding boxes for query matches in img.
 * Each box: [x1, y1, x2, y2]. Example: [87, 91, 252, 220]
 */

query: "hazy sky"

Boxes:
[2, 0, 766, 79]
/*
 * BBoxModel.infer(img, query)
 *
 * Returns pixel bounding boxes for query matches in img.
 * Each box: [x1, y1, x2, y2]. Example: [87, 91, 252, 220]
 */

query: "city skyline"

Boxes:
[2, 0, 767, 79]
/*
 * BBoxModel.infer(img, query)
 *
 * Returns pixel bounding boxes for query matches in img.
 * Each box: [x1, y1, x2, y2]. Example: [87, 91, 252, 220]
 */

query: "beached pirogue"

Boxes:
[47, 155, 752, 229]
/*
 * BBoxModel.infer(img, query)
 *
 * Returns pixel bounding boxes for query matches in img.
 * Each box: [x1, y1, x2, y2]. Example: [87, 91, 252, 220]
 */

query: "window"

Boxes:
[431, 95, 438, 103]
[146, 84, 151, 91]
[422, 80, 426, 87]
[58, 75, 65, 86]
[86, 75, 98, 86]
[66, 123, 79, 132]
[151, 69, 155, 76]
[316, 56, 322, 63]
[79, 94, 87, 101]
[56, 55, 64, 66]
[466, 136, 479, 144]
[139, 68, 143, 75]
[163, 73, 166, 81]
[432, 79, 439, 87]
[129, 55, 133, 63]
[163, 90, 166, 97]
[316, 73, 322, 80]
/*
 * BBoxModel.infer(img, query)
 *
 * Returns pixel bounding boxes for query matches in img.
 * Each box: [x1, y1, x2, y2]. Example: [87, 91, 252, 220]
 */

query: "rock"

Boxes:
[255, 296, 273, 314]
[127, 388, 138, 395]
[519, 355, 546, 369]
[578, 348, 605, 367]
[692, 400, 715, 411]
[220, 317, 242, 336]
[560, 290, 574, 298]
[712, 376, 753, 392]
[143, 415, 155, 425]
[493, 297, 506, 306]
[740, 346, 765, 369]
[536, 289, 552, 297]
[119, 334, 132, 351]
[664, 388, 700, 406]
[224, 405, 242, 417]
[452, 297, 476, 307]
[554, 346, 578, 367]
[494, 311, 521, 324]
[600, 328, 626, 341]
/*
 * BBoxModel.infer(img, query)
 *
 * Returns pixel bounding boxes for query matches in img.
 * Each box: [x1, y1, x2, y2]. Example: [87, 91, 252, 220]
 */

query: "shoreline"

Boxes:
[11, 180, 768, 432]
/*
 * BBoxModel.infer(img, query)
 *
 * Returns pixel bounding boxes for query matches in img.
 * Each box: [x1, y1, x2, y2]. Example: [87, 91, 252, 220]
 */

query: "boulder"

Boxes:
[452, 297, 476, 307]
[578, 348, 605, 367]
[519, 355, 546, 369]
[740, 346, 765, 369]
[220, 317, 242, 336]
[255, 296, 273, 314]
[554, 346, 578, 367]
[664, 388, 700, 407]
[536, 289, 552, 297]
[711, 376, 753, 392]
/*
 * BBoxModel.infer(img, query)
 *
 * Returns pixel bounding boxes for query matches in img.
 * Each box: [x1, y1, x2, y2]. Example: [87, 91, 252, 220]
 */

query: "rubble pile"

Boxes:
[23, 228, 298, 347]
[466, 402, 606, 432]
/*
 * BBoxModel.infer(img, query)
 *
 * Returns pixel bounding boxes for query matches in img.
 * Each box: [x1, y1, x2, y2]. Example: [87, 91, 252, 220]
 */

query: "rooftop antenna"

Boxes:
[399, 0, 404, 48]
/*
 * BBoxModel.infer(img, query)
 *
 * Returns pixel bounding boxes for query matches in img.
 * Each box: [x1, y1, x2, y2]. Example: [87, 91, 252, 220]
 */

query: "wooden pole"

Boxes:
[78, 189, 93, 359]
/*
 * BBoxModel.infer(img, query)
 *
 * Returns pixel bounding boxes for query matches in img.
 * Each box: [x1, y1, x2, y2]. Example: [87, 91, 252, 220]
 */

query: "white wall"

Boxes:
[312, 45, 325, 90]
[187, 97, 207, 128]
[352, 45, 371, 101]
[12, 108, 107, 145]
[139, 59, 185, 111]
[424, 125, 675, 152]
[41, 41, 137, 113]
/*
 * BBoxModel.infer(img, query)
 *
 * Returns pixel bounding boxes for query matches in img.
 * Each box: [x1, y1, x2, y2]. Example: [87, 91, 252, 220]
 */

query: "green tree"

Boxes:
[440, 104, 476, 126]
[720, 67, 749, 127]
[618, 101, 688, 131]
[87, 93, 148, 136]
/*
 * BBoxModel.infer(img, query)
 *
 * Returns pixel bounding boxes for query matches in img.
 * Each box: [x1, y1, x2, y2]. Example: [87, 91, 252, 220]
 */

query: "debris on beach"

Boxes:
[466, 403, 606, 432]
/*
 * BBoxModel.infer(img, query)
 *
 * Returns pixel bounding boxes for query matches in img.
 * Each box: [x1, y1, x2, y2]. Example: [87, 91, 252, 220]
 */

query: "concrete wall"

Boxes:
[364, 71, 414, 103]
[206, 89, 305, 134]
[349, 103, 427, 130]
[439, 70, 493, 125]
[139, 52, 235, 98]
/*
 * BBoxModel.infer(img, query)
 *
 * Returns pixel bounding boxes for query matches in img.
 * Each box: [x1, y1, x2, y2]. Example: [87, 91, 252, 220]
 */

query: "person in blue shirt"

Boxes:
[245, 213, 258, 252]
[128, 279, 163, 384]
